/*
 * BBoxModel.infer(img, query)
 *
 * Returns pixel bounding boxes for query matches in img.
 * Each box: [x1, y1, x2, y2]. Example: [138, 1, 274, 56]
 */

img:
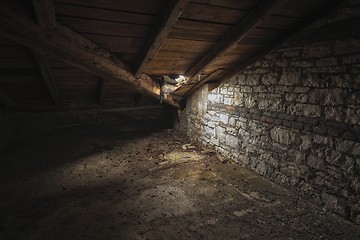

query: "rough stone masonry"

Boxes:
[185, 5, 360, 224]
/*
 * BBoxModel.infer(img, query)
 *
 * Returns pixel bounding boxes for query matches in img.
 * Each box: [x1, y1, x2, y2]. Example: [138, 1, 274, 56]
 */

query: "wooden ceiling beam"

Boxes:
[134, 0, 189, 77]
[0, 1, 179, 108]
[184, 0, 287, 80]
[32, 0, 62, 106]
[0, 89, 14, 108]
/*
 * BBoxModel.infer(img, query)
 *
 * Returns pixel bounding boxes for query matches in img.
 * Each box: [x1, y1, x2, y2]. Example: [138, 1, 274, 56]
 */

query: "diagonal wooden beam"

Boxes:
[0, 89, 14, 108]
[33, 51, 62, 106]
[184, 0, 287, 80]
[98, 78, 108, 105]
[0, 1, 179, 108]
[32, 0, 62, 106]
[134, 0, 189, 77]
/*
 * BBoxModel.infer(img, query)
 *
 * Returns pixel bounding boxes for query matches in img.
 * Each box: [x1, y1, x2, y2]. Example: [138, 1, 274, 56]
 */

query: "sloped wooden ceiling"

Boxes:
[0, 0, 343, 111]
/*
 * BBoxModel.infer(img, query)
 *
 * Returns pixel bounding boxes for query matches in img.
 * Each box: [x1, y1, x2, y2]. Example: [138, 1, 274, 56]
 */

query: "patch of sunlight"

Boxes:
[164, 150, 205, 162]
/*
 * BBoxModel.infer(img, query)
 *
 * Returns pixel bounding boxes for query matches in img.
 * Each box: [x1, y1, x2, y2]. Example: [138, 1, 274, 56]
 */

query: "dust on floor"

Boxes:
[0, 126, 359, 240]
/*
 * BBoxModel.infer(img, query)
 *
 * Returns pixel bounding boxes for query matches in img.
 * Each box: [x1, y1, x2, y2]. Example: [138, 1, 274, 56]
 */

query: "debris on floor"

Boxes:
[0, 126, 359, 240]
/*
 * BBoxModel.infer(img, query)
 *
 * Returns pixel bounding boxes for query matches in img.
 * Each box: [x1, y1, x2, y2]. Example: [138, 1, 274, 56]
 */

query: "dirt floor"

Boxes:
[0, 126, 360, 240]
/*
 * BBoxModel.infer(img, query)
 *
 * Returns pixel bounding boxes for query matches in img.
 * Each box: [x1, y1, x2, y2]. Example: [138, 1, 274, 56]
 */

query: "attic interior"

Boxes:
[0, 0, 360, 239]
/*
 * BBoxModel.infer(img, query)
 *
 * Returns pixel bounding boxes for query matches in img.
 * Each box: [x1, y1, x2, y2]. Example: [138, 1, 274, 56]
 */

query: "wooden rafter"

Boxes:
[32, 0, 61, 106]
[134, 0, 189, 77]
[184, 0, 287, 80]
[0, 1, 179, 108]
[98, 78, 108, 105]
[0, 89, 14, 108]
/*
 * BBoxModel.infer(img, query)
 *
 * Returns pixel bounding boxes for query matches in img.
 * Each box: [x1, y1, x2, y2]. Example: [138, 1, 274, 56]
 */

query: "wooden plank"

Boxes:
[185, 0, 287, 79]
[181, 2, 245, 24]
[0, 1, 178, 107]
[33, 51, 62, 106]
[257, 15, 301, 30]
[169, 19, 231, 41]
[134, 0, 189, 77]
[81, 34, 144, 53]
[32, 0, 56, 30]
[190, 0, 257, 10]
[98, 78, 108, 105]
[161, 38, 214, 52]
[53, 0, 163, 15]
[58, 17, 150, 37]
[0, 89, 14, 107]
[55, 3, 156, 25]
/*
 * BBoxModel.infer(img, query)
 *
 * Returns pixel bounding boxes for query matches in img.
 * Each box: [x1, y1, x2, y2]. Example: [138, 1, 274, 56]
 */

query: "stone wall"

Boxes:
[186, 13, 360, 223]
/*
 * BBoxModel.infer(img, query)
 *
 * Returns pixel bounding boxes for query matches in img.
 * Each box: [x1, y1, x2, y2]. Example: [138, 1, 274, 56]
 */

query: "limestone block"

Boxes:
[210, 137, 220, 146]
[314, 135, 333, 146]
[239, 86, 252, 93]
[329, 75, 351, 88]
[294, 87, 310, 93]
[307, 154, 325, 170]
[244, 95, 257, 108]
[226, 134, 239, 149]
[204, 126, 215, 137]
[279, 69, 300, 86]
[345, 108, 360, 125]
[334, 39, 360, 55]
[287, 103, 321, 117]
[335, 139, 355, 153]
[343, 53, 360, 64]
[282, 50, 300, 57]
[237, 74, 246, 85]
[324, 107, 343, 122]
[315, 57, 338, 67]
[219, 113, 229, 124]
[229, 117, 236, 126]
[300, 135, 313, 151]
[351, 142, 360, 156]
[208, 93, 219, 103]
[303, 42, 332, 58]
[262, 73, 280, 85]
[290, 61, 314, 68]
[215, 126, 226, 140]
[223, 97, 233, 105]
[270, 126, 296, 145]
[245, 75, 259, 85]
